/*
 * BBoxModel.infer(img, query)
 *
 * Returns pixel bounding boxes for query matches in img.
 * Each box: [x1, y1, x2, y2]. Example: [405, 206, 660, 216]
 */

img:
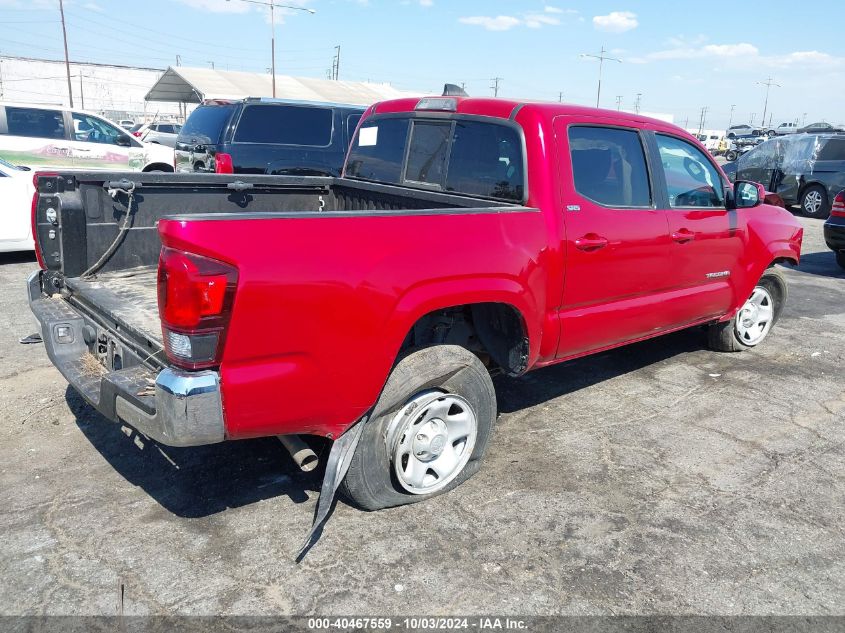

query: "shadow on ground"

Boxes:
[0, 251, 37, 266]
[67, 328, 708, 518]
[794, 250, 845, 279]
[69, 387, 326, 518]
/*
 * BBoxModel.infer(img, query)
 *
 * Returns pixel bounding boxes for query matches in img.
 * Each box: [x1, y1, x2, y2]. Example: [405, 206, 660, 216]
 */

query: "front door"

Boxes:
[554, 118, 675, 359]
[651, 132, 745, 322]
[68, 112, 130, 170]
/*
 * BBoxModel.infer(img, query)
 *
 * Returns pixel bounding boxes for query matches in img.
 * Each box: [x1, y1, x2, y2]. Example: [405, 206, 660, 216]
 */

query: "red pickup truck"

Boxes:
[29, 96, 802, 522]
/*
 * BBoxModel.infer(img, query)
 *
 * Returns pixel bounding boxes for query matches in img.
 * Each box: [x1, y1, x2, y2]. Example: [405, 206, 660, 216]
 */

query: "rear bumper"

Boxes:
[28, 271, 225, 447]
[823, 216, 845, 252]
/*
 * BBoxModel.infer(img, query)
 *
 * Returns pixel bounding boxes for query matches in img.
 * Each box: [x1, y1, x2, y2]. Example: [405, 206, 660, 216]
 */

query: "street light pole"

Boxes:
[226, 0, 315, 98]
[580, 46, 621, 108]
[59, 0, 73, 107]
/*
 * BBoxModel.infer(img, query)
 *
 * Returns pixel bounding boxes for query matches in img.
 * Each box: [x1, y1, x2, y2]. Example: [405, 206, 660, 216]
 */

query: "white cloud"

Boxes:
[175, 0, 250, 12]
[459, 15, 521, 31]
[83, 1, 104, 10]
[524, 14, 560, 28]
[544, 5, 563, 13]
[593, 11, 638, 33]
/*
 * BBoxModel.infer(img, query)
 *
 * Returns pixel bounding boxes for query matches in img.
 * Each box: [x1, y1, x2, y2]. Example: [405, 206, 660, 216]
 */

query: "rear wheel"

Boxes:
[340, 345, 496, 511]
[725, 150, 738, 161]
[708, 268, 787, 352]
[800, 185, 830, 218]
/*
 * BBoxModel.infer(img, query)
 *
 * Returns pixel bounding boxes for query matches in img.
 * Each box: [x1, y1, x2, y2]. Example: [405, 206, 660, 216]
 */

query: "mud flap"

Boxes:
[297, 417, 367, 560]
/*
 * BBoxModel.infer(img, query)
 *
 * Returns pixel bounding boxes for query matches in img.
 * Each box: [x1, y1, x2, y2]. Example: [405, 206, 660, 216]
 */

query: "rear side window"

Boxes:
[179, 105, 236, 144]
[568, 126, 651, 207]
[6, 107, 66, 140]
[233, 105, 333, 146]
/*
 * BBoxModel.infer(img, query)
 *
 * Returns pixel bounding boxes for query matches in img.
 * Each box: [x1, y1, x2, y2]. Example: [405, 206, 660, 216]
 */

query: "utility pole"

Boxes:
[615, 95, 623, 111]
[750, 112, 755, 126]
[78, 73, 84, 110]
[698, 105, 708, 135]
[208, 61, 215, 69]
[683, 116, 689, 129]
[490, 77, 502, 97]
[634, 92, 641, 114]
[728, 104, 736, 127]
[176, 55, 182, 67]
[757, 76, 780, 129]
[579, 45, 621, 108]
[331, 45, 341, 80]
[802, 112, 807, 126]
[558, 91, 563, 103]
[59, 0, 73, 107]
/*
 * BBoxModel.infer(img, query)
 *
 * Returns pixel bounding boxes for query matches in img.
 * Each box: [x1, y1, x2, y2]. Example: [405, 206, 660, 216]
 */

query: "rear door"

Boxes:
[0, 106, 74, 169]
[650, 132, 744, 322]
[554, 118, 675, 358]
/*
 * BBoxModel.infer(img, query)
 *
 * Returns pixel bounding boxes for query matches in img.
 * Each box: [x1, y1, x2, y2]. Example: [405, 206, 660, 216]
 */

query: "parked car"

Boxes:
[797, 122, 845, 134]
[0, 157, 34, 252]
[134, 122, 182, 148]
[769, 122, 799, 136]
[726, 124, 764, 139]
[823, 190, 845, 268]
[0, 102, 175, 172]
[726, 134, 845, 218]
[29, 97, 802, 527]
[118, 119, 135, 130]
[174, 97, 365, 175]
[695, 133, 722, 152]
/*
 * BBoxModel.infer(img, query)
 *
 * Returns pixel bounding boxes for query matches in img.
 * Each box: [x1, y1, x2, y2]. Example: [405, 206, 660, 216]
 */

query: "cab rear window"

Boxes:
[346, 116, 525, 202]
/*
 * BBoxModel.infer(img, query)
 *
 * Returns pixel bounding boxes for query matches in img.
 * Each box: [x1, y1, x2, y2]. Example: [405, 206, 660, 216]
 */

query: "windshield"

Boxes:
[346, 115, 525, 202]
[0, 157, 25, 171]
[178, 104, 236, 145]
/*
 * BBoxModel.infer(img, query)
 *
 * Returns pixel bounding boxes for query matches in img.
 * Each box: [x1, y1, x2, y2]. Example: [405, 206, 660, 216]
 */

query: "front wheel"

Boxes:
[725, 150, 738, 161]
[708, 268, 787, 352]
[800, 185, 830, 218]
[340, 345, 496, 511]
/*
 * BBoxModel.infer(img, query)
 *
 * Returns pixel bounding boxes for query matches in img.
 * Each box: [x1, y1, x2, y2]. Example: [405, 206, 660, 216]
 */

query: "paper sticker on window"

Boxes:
[358, 126, 378, 147]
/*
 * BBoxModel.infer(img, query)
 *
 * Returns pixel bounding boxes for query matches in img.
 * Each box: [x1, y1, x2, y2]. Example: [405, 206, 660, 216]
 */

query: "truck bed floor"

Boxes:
[65, 266, 162, 346]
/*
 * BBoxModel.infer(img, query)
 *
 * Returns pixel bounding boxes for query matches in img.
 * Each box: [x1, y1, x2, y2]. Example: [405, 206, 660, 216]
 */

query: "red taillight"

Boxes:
[832, 191, 845, 217]
[132, 131, 142, 137]
[214, 152, 234, 174]
[157, 248, 238, 370]
[30, 172, 56, 270]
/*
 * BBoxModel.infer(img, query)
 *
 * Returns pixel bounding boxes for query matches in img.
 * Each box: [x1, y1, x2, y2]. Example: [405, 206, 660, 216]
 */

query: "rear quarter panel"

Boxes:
[159, 209, 550, 439]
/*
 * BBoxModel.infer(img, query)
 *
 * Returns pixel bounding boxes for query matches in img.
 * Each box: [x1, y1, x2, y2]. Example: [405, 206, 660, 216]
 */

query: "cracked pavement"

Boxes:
[0, 216, 842, 616]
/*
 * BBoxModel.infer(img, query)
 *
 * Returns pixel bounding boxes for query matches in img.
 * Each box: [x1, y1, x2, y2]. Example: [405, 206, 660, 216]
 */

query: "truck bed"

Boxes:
[64, 266, 161, 346]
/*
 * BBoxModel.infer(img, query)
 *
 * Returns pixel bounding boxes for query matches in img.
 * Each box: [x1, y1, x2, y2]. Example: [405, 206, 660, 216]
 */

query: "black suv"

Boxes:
[722, 134, 845, 218]
[175, 98, 365, 176]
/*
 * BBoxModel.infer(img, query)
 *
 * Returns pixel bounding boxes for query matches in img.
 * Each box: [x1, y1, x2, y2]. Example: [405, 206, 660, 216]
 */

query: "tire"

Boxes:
[836, 251, 845, 269]
[725, 150, 738, 161]
[340, 345, 496, 511]
[727, 133, 736, 139]
[708, 268, 787, 352]
[800, 184, 830, 218]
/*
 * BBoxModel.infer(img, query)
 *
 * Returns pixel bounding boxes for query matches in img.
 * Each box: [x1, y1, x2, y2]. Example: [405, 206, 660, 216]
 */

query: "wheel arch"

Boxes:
[142, 162, 174, 172]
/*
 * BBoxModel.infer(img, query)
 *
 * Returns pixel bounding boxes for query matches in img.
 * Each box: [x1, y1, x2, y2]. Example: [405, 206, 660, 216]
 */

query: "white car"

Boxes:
[0, 102, 174, 172]
[0, 158, 35, 252]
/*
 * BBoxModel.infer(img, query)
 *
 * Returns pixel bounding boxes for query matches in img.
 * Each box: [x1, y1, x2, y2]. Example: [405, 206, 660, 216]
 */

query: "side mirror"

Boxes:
[730, 180, 765, 209]
[115, 135, 131, 147]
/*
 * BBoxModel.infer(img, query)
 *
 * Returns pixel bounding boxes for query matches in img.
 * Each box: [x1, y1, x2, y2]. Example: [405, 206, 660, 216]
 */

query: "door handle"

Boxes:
[574, 234, 609, 251]
[75, 148, 91, 152]
[672, 229, 695, 243]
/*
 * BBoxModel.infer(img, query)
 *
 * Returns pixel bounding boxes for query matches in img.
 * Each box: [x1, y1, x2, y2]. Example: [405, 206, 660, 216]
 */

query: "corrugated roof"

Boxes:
[145, 66, 419, 105]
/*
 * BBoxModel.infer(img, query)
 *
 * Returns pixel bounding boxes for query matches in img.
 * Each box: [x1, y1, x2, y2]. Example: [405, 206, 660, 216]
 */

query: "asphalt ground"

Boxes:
[0, 215, 842, 618]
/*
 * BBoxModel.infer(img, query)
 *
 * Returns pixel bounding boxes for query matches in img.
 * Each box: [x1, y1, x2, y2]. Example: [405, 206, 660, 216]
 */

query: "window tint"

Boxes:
[656, 134, 724, 208]
[6, 107, 66, 140]
[444, 121, 524, 201]
[568, 126, 651, 207]
[405, 121, 450, 184]
[179, 104, 236, 144]
[346, 117, 525, 201]
[233, 105, 333, 145]
[738, 138, 780, 169]
[345, 118, 410, 183]
[817, 138, 845, 161]
[72, 113, 124, 145]
[158, 124, 174, 134]
[347, 114, 362, 137]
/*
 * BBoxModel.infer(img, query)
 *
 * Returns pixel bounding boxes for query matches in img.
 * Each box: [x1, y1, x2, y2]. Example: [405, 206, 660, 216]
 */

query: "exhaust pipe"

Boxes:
[278, 435, 319, 472]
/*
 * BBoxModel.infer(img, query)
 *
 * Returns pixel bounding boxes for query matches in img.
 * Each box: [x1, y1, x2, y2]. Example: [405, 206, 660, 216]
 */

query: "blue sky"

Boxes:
[1, 0, 843, 128]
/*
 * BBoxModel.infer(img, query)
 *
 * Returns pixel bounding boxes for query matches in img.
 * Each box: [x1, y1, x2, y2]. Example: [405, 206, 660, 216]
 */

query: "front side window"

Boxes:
[71, 113, 124, 145]
[233, 105, 333, 146]
[655, 134, 724, 208]
[6, 107, 66, 140]
[568, 126, 651, 207]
